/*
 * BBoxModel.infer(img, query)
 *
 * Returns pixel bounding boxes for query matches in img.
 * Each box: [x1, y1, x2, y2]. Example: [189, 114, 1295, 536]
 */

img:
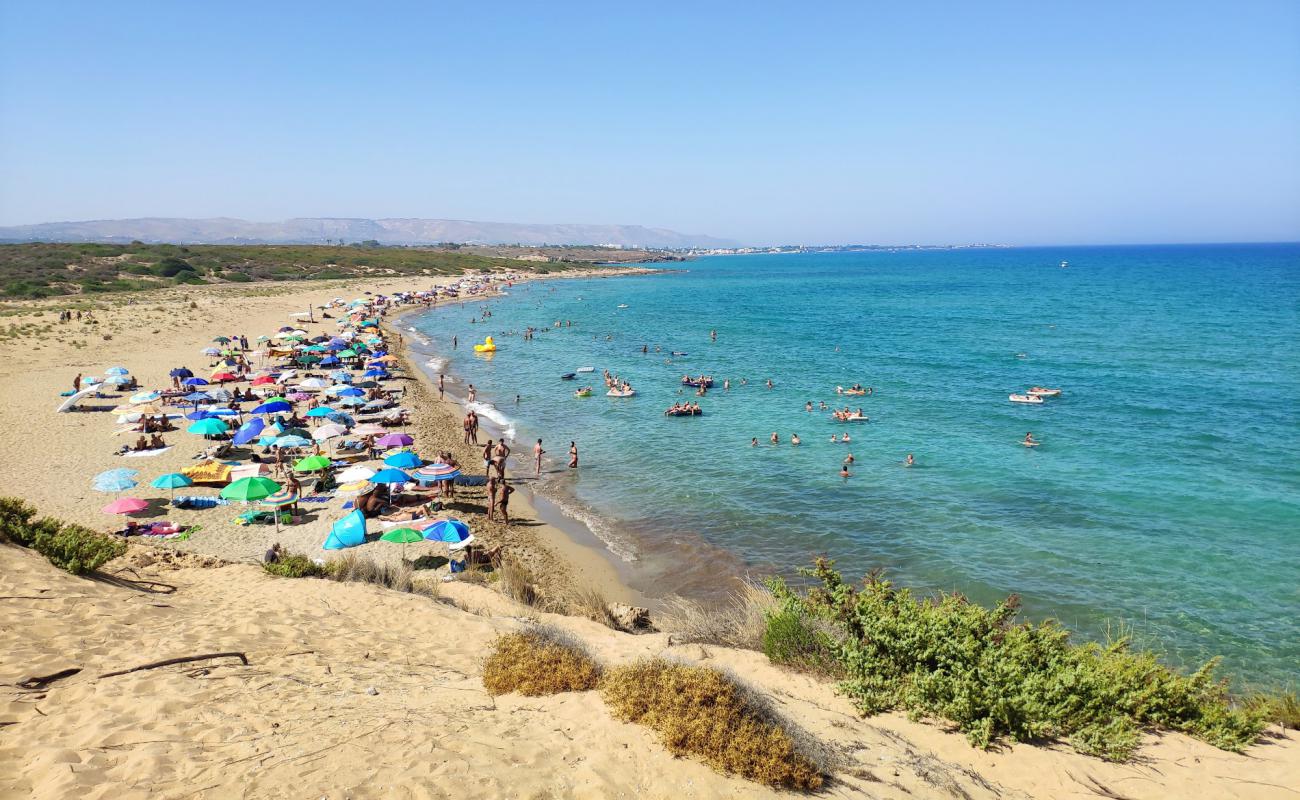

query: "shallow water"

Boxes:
[411, 244, 1300, 687]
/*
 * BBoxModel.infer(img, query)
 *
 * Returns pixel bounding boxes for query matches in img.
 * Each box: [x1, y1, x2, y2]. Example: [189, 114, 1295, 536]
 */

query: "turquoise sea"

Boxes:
[408, 244, 1300, 688]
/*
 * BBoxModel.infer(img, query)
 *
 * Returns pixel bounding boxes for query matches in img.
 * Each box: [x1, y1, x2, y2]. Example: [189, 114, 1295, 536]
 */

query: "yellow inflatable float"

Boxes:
[473, 336, 497, 353]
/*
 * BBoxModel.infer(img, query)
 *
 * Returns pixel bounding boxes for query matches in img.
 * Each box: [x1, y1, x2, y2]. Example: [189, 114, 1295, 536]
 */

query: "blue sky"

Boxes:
[1, 1, 1297, 245]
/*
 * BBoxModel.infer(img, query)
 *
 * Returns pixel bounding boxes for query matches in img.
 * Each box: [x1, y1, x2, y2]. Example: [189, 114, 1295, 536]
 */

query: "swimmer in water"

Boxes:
[840, 464, 851, 478]
[844, 453, 855, 465]
[842, 433, 851, 443]
[791, 433, 801, 446]
[905, 453, 915, 467]
[770, 432, 779, 444]
[1023, 432, 1039, 446]
[766, 379, 774, 389]
[806, 401, 813, 412]
[724, 378, 731, 390]
[830, 434, 838, 443]
[750, 437, 758, 447]
[819, 400, 828, 411]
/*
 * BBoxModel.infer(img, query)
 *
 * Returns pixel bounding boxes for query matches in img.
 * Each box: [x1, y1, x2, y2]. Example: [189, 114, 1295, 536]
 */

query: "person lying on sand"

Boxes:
[378, 501, 439, 522]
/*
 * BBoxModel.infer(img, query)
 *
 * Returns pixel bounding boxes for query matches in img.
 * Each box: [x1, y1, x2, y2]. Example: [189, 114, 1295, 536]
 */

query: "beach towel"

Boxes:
[299, 495, 331, 503]
[183, 460, 232, 483]
[122, 446, 175, 458]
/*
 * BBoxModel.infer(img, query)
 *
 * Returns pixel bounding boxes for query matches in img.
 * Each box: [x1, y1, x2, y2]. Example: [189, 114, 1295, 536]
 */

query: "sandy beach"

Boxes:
[2, 273, 1297, 798]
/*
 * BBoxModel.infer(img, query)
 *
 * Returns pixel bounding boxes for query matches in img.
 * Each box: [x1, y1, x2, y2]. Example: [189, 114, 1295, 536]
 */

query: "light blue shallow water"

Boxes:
[410, 244, 1300, 687]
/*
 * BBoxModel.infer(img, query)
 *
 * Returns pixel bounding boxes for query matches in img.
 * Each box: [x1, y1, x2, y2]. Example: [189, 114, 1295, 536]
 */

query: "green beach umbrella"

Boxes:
[188, 418, 230, 436]
[220, 476, 281, 502]
[381, 526, 424, 561]
[337, 349, 358, 358]
[294, 454, 332, 472]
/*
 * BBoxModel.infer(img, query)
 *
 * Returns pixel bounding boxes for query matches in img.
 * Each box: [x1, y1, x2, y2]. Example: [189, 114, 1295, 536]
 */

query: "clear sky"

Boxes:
[1, 1, 1297, 245]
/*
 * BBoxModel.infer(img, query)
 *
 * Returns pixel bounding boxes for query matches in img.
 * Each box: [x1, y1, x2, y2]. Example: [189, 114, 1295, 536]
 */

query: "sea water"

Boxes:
[410, 244, 1300, 687]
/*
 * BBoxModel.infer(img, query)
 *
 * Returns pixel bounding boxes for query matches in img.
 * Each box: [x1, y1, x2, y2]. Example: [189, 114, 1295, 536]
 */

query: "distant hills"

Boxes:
[0, 217, 736, 249]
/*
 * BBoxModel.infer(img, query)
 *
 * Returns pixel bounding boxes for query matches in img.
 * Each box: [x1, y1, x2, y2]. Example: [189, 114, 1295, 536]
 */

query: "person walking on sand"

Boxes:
[438, 373, 445, 401]
[534, 439, 545, 476]
[482, 439, 494, 472]
[462, 413, 472, 444]
[568, 441, 578, 468]
[73, 373, 82, 392]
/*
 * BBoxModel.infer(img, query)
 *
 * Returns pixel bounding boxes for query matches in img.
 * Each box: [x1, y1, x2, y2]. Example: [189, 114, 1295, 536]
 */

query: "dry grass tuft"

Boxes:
[659, 578, 777, 649]
[498, 556, 541, 607]
[327, 553, 438, 599]
[482, 626, 602, 696]
[570, 584, 618, 629]
[600, 658, 825, 790]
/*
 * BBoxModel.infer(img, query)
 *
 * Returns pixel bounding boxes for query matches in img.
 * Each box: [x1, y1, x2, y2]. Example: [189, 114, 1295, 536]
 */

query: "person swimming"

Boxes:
[750, 437, 758, 447]
[840, 464, 851, 478]
[905, 453, 915, 467]
[770, 432, 779, 444]
[791, 433, 801, 445]
[1023, 432, 1039, 447]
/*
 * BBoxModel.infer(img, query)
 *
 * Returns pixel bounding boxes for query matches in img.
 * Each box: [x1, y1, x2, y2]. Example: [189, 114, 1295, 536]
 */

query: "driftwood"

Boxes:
[16, 668, 82, 690]
[99, 652, 248, 679]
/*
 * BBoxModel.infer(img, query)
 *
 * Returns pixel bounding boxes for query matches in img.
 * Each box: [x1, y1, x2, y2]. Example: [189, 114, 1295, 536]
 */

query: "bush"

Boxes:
[482, 628, 601, 696]
[0, 496, 38, 545]
[774, 559, 1265, 761]
[222, 271, 252, 282]
[1245, 690, 1300, 730]
[660, 579, 776, 649]
[153, 257, 195, 277]
[325, 553, 437, 598]
[600, 659, 824, 790]
[498, 556, 541, 608]
[34, 521, 126, 575]
[263, 554, 327, 578]
[761, 604, 844, 679]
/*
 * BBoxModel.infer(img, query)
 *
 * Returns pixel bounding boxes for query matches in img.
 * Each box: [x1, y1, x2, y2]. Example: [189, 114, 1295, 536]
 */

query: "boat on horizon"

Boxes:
[1009, 393, 1044, 404]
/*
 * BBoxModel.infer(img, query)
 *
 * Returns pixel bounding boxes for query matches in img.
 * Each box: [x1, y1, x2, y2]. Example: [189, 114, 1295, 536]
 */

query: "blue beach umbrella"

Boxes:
[337, 387, 365, 397]
[183, 391, 212, 402]
[169, 367, 193, 379]
[336, 396, 366, 407]
[93, 468, 140, 492]
[252, 400, 293, 415]
[151, 472, 192, 489]
[424, 519, 471, 544]
[383, 451, 423, 469]
[106, 367, 130, 375]
[369, 468, 411, 485]
[329, 370, 353, 382]
[363, 369, 388, 378]
[129, 390, 161, 404]
[232, 417, 266, 445]
[103, 375, 132, 386]
[272, 434, 312, 448]
[319, 356, 341, 366]
[185, 410, 217, 421]
[305, 406, 336, 418]
[183, 377, 209, 386]
[324, 412, 355, 427]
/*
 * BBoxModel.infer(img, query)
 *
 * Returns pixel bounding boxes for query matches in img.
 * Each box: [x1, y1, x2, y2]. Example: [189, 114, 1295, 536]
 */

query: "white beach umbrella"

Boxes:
[337, 465, 377, 483]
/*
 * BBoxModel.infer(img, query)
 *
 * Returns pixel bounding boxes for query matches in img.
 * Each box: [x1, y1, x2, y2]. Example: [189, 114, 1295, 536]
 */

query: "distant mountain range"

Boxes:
[0, 217, 736, 249]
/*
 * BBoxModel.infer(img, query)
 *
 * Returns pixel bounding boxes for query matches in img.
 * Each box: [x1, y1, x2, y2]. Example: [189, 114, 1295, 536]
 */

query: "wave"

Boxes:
[424, 357, 448, 373]
[466, 402, 517, 441]
[404, 326, 432, 345]
[534, 487, 640, 563]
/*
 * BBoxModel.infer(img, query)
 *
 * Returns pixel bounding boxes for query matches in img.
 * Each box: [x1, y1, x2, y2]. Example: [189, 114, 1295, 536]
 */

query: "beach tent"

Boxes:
[56, 386, 99, 413]
[323, 510, 366, 550]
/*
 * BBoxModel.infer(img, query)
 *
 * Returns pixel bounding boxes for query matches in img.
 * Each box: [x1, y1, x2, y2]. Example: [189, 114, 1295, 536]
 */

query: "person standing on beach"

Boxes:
[73, 373, 82, 392]
[534, 439, 545, 476]
[438, 373, 445, 401]
[462, 413, 472, 444]
[469, 411, 480, 445]
[482, 439, 494, 472]
[568, 441, 578, 468]
[467, 384, 477, 403]
[497, 481, 515, 524]
[485, 473, 499, 521]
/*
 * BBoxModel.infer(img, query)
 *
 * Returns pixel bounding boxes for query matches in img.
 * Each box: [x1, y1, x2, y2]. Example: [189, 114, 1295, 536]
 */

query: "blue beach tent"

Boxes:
[323, 510, 366, 550]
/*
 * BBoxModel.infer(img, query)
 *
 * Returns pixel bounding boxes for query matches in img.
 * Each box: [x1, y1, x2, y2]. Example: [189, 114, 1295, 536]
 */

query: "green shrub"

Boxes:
[31, 518, 126, 575]
[1245, 690, 1300, 731]
[153, 256, 195, 277]
[0, 496, 38, 545]
[222, 271, 252, 282]
[773, 559, 1265, 761]
[263, 554, 327, 578]
[761, 604, 844, 678]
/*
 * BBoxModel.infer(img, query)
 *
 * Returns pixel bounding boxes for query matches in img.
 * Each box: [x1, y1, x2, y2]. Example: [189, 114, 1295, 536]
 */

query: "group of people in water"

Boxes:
[664, 401, 703, 416]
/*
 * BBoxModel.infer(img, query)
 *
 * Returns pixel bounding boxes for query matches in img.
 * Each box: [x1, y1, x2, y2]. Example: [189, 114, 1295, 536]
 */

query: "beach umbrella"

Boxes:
[183, 377, 209, 386]
[322, 411, 353, 427]
[212, 336, 231, 344]
[105, 366, 130, 376]
[413, 463, 460, 485]
[424, 518, 471, 544]
[299, 377, 329, 389]
[329, 370, 352, 382]
[319, 356, 341, 366]
[362, 400, 389, 411]
[363, 369, 388, 378]
[370, 468, 411, 485]
[313, 423, 348, 441]
[335, 387, 365, 397]
[186, 409, 217, 421]
[210, 371, 238, 382]
[102, 497, 148, 516]
[335, 396, 365, 407]
[334, 480, 372, 500]
[208, 388, 233, 401]
[384, 451, 423, 469]
[352, 423, 386, 437]
[280, 426, 312, 438]
[272, 434, 312, 449]
[251, 375, 277, 386]
[93, 468, 140, 492]
[381, 527, 424, 560]
[151, 472, 193, 499]
[220, 476, 281, 502]
[103, 375, 132, 386]
[207, 407, 239, 416]
[129, 390, 160, 404]
[252, 400, 292, 415]
[201, 347, 221, 356]
[376, 433, 413, 449]
[295, 454, 332, 472]
[169, 367, 194, 379]
[337, 349, 358, 359]
[183, 391, 212, 403]
[337, 465, 376, 483]
[232, 417, 266, 445]
[188, 418, 229, 436]
[305, 406, 336, 418]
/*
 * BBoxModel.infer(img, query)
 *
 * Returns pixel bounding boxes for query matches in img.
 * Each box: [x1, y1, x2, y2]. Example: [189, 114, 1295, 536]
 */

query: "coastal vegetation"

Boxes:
[600, 659, 826, 790]
[0, 497, 126, 575]
[763, 559, 1267, 761]
[482, 627, 602, 696]
[0, 242, 539, 298]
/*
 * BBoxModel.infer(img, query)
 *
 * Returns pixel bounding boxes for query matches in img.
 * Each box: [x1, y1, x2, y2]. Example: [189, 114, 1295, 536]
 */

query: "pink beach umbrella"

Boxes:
[102, 497, 149, 515]
[375, 433, 414, 449]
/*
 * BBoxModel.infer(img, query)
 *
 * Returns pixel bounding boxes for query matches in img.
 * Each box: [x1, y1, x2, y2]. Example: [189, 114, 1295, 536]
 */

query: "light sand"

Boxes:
[2, 277, 1297, 798]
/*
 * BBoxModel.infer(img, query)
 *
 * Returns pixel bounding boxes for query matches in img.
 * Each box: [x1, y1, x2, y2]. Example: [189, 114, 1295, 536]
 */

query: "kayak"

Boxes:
[560, 373, 576, 380]
[576, 367, 595, 373]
